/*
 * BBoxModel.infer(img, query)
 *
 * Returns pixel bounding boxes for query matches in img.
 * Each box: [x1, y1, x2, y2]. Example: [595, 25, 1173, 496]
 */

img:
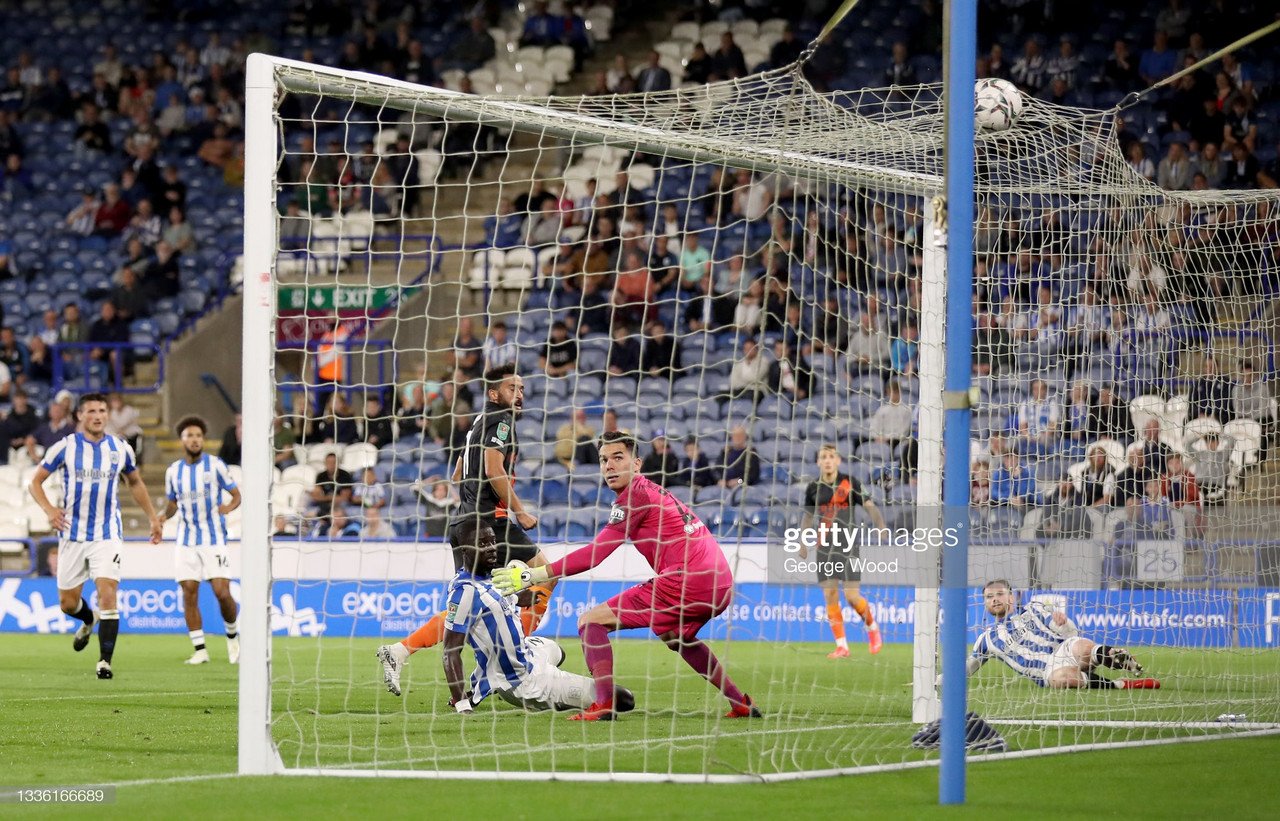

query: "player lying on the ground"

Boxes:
[385, 518, 635, 714]
[954, 579, 1160, 690]
[494, 430, 759, 721]
[389, 365, 556, 666]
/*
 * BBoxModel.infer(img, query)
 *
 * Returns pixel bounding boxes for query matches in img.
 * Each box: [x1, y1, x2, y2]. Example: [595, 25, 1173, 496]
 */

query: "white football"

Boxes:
[974, 77, 1023, 132]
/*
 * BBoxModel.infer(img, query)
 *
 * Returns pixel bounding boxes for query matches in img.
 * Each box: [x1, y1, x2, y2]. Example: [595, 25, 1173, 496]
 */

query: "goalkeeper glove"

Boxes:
[492, 563, 549, 596]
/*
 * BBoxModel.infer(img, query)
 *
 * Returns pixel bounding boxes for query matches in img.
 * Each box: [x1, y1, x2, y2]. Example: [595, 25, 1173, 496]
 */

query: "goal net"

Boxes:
[240, 52, 1280, 780]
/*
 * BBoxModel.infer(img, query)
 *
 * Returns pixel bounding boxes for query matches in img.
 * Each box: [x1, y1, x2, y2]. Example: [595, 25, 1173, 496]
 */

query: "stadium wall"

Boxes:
[163, 294, 245, 435]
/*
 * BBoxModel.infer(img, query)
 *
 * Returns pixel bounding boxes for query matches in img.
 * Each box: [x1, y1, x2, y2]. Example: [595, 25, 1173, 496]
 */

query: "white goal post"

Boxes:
[239, 51, 1280, 781]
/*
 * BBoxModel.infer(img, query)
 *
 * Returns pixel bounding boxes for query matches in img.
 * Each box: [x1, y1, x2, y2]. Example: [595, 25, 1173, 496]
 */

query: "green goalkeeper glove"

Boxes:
[492, 562, 549, 596]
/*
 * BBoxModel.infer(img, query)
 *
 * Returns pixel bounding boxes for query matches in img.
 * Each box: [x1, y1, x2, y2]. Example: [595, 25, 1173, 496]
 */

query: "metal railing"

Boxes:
[51, 342, 165, 395]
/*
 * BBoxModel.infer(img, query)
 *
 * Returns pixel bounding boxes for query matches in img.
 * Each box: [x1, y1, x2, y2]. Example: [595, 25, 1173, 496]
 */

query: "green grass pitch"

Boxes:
[2, 632, 1277, 819]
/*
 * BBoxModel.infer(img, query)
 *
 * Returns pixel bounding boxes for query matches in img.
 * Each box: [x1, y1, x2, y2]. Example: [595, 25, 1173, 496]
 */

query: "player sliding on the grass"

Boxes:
[958, 579, 1160, 690]
[495, 430, 760, 721]
[377, 364, 556, 691]
[438, 518, 635, 715]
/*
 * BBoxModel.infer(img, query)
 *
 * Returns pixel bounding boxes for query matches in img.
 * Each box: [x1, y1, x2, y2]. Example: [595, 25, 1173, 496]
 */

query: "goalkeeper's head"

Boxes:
[598, 430, 643, 493]
[453, 518, 498, 575]
[484, 363, 524, 415]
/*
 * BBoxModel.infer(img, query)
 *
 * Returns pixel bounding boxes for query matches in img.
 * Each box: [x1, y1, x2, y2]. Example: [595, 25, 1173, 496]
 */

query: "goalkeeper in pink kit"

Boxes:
[495, 430, 760, 721]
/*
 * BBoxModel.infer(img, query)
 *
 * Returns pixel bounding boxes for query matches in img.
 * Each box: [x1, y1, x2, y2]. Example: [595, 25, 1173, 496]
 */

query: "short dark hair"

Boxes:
[599, 429, 639, 455]
[492, 320, 507, 330]
[175, 414, 208, 437]
[484, 362, 517, 391]
[77, 392, 107, 410]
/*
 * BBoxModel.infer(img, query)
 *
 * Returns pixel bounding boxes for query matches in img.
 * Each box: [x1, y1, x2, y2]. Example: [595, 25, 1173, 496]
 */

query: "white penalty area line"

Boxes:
[0, 772, 240, 800]
[9, 688, 240, 704]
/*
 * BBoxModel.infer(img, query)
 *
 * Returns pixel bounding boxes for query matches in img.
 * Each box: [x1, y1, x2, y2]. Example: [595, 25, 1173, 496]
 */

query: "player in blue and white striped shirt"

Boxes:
[163, 415, 242, 666]
[965, 580, 1159, 690]
[30, 392, 164, 680]
[377, 519, 635, 715]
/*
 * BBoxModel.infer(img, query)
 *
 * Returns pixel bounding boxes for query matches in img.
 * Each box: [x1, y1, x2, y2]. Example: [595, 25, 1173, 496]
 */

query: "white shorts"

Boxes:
[175, 546, 233, 582]
[1043, 636, 1089, 683]
[497, 637, 594, 712]
[57, 539, 122, 590]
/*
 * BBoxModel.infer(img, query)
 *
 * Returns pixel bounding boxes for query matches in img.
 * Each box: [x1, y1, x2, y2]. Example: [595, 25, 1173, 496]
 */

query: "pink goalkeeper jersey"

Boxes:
[549, 474, 732, 588]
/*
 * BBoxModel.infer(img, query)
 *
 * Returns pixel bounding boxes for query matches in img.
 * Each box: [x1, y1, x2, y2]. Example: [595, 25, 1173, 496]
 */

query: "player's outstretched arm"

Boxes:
[493, 527, 628, 595]
[125, 471, 164, 544]
[441, 629, 473, 714]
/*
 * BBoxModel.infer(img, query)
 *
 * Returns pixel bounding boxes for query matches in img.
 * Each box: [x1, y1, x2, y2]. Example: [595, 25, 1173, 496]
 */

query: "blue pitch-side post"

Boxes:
[940, 0, 977, 806]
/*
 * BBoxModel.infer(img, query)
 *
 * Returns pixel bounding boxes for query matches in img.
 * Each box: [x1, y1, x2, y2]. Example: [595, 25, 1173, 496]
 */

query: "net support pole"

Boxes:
[939, 0, 977, 805]
[239, 52, 281, 776]
[912, 197, 945, 725]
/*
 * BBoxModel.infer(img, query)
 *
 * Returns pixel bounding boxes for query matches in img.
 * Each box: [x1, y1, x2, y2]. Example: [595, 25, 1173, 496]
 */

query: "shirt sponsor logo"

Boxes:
[608, 505, 625, 524]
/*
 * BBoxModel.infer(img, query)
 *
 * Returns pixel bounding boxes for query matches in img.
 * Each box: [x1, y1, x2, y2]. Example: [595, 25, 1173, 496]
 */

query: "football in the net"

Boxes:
[974, 78, 1024, 132]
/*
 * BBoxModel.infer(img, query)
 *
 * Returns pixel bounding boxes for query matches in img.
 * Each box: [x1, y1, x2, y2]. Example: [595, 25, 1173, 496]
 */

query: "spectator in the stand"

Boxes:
[884, 42, 916, 86]
[1193, 430, 1235, 506]
[1157, 141, 1194, 190]
[1014, 378, 1060, 454]
[26, 337, 52, 383]
[1125, 142, 1155, 181]
[991, 450, 1038, 509]
[683, 42, 713, 84]
[1139, 30, 1177, 86]
[415, 477, 458, 538]
[519, 1, 561, 47]
[310, 452, 355, 517]
[718, 426, 760, 488]
[525, 199, 564, 248]
[606, 54, 631, 92]
[770, 25, 803, 68]
[1189, 356, 1233, 424]
[476, 319, 516, 374]
[74, 102, 112, 154]
[869, 380, 913, 447]
[1222, 96, 1258, 153]
[1233, 360, 1273, 459]
[540, 321, 578, 377]
[711, 32, 747, 79]
[640, 319, 680, 381]
[26, 400, 74, 462]
[1135, 417, 1171, 475]
[554, 408, 597, 470]
[1195, 142, 1227, 188]
[1045, 36, 1080, 89]
[0, 391, 37, 463]
[729, 337, 770, 396]
[452, 316, 484, 379]
[162, 206, 194, 253]
[110, 267, 152, 321]
[1112, 447, 1150, 513]
[679, 435, 717, 489]
[352, 466, 387, 514]
[1105, 37, 1136, 89]
[847, 309, 891, 377]
[445, 17, 497, 71]
[94, 182, 132, 236]
[889, 322, 919, 377]
[65, 187, 100, 236]
[635, 50, 671, 93]
[1072, 444, 1117, 508]
[142, 240, 181, 299]
[677, 231, 712, 294]
[427, 380, 471, 445]
[215, 413, 241, 466]
[1223, 142, 1260, 189]
[768, 340, 811, 403]
[612, 249, 656, 326]
[362, 394, 395, 447]
[396, 383, 428, 439]
[198, 122, 235, 169]
[1189, 98, 1225, 150]
[1160, 452, 1201, 523]
[88, 301, 130, 383]
[607, 322, 641, 376]
[1010, 37, 1046, 95]
[1089, 383, 1133, 443]
[104, 393, 144, 461]
[649, 233, 680, 292]
[640, 431, 679, 487]
[0, 326, 28, 386]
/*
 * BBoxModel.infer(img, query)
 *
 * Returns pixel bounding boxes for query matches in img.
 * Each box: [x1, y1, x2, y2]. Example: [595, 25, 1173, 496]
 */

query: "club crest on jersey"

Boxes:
[495, 421, 510, 442]
[608, 504, 625, 524]
[108, 452, 120, 464]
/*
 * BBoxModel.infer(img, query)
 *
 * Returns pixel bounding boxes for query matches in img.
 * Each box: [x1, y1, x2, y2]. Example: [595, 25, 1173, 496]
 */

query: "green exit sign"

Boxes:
[277, 285, 418, 312]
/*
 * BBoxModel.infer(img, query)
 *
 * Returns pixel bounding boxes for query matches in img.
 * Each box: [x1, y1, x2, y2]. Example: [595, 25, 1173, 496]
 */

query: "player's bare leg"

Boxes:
[59, 583, 97, 653]
[93, 577, 119, 679]
[210, 578, 240, 664]
[572, 604, 623, 720]
[821, 582, 849, 658]
[180, 580, 209, 664]
[843, 582, 881, 654]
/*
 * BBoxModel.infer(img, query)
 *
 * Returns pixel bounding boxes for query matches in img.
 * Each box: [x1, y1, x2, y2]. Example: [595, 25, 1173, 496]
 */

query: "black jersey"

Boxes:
[804, 473, 868, 526]
[456, 402, 519, 518]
